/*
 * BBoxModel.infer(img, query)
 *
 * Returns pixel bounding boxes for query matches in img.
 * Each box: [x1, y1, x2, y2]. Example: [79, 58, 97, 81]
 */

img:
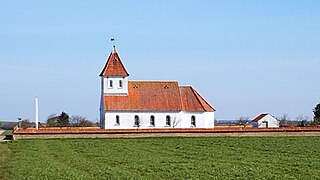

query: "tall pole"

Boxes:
[35, 96, 39, 130]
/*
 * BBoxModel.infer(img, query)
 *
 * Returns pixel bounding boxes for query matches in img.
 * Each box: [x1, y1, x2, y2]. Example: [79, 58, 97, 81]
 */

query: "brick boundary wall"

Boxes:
[12, 127, 320, 139]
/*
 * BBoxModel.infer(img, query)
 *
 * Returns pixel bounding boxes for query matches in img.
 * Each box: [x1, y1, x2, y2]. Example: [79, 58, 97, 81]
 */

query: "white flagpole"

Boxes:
[35, 96, 39, 130]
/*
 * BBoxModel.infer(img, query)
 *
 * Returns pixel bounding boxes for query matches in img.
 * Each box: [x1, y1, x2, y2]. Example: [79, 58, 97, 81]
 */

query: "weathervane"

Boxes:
[111, 37, 115, 49]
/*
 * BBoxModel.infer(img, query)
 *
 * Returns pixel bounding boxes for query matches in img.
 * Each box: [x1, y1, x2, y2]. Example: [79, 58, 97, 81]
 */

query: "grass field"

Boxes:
[1, 136, 320, 179]
[0, 142, 10, 180]
[1, 130, 13, 135]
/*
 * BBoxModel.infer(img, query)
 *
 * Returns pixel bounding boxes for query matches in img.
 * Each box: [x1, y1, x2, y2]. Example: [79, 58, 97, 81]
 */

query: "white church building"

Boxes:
[99, 46, 215, 129]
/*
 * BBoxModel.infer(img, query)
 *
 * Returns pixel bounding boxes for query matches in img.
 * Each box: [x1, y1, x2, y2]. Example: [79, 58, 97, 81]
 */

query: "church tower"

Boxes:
[99, 47, 129, 96]
[99, 45, 129, 128]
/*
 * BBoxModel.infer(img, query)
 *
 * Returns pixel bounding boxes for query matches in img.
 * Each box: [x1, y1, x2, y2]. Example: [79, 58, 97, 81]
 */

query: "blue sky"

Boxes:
[1, 0, 319, 122]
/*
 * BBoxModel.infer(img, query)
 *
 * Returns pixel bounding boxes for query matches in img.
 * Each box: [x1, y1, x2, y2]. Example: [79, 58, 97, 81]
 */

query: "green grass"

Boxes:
[0, 142, 11, 180]
[1, 130, 13, 135]
[1, 136, 320, 179]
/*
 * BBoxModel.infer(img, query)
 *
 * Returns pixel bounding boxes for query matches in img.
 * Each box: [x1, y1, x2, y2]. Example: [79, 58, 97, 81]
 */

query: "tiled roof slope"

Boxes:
[179, 86, 215, 112]
[99, 50, 129, 77]
[252, 113, 268, 122]
[104, 81, 215, 112]
[104, 81, 182, 111]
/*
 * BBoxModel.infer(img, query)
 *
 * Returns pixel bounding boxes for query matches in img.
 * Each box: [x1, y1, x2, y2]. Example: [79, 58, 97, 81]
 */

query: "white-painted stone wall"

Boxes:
[102, 76, 128, 95]
[99, 96, 105, 129]
[204, 112, 216, 128]
[180, 111, 215, 128]
[101, 111, 215, 129]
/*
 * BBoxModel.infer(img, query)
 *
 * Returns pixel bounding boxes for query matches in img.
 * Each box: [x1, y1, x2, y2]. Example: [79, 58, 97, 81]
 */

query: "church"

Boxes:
[99, 46, 216, 129]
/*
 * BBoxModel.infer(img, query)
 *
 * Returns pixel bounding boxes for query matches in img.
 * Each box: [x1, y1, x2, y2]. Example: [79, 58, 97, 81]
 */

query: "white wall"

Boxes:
[102, 111, 215, 129]
[104, 111, 179, 129]
[180, 111, 215, 128]
[99, 95, 105, 129]
[102, 76, 128, 95]
[204, 112, 215, 128]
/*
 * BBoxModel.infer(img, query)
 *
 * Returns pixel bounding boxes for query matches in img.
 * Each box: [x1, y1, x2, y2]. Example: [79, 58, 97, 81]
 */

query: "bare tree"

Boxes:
[70, 115, 85, 127]
[277, 114, 290, 127]
[95, 118, 100, 127]
[237, 116, 250, 127]
[296, 115, 310, 127]
[214, 119, 218, 126]
[21, 119, 31, 129]
[79, 119, 95, 127]
[70, 115, 96, 127]
[46, 114, 58, 127]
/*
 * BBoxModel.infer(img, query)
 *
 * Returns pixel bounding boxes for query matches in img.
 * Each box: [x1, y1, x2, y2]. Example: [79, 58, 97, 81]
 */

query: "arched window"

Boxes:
[119, 80, 123, 88]
[150, 115, 155, 126]
[116, 115, 120, 125]
[166, 115, 171, 126]
[134, 115, 140, 127]
[191, 116, 196, 127]
[109, 80, 113, 88]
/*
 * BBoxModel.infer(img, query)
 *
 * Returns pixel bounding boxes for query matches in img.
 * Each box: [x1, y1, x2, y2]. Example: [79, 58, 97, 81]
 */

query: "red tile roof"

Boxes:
[103, 81, 215, 112]
[252, 113, 268, 122]
[179, 86, 215, 112]
[104, 81, 182, 111]
[99, 50, 129, 77]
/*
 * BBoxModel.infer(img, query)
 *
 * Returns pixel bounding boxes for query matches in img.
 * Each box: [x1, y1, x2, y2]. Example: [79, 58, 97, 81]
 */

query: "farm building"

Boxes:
[99, 46, 215, 129]
[251, 113, 279, 128]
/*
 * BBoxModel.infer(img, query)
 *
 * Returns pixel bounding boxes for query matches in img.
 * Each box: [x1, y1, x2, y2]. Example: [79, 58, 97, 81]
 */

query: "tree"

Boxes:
[296, 115, 310, 127]
[70, 115, 95, 127]
[21, 119, 31, 129]
[95, 118, 100, 127]
[214, 119, 218, 126]
[57, 112, 70, 127]
[79, 119, 95, 127]
[46, 114, 59, 127]
[278, 114, 290, 127]
[312, 103, 320, 125]
[237, 116, 250, 127]
[70, 115, 83, 127]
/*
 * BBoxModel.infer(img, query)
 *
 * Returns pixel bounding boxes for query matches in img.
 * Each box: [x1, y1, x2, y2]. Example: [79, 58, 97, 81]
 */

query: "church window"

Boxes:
[119, 80, 123, 88]
[166, 115, 171, 126]
[191, 116, 196, 127]
[150, 115, 155, 126]
[109, 80, 113, 88]
[134, 115, 140, 127]
[116, 115, 120, 125]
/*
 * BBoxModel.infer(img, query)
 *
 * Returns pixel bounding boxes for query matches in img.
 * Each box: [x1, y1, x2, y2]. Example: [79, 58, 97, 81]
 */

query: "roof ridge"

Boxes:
[189, 87, 206, 111]
[190, 87, 215, 112]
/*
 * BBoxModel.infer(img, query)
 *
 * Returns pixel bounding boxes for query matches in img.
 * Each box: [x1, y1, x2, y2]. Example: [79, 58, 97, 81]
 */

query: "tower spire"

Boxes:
[100, 38, 129, 77]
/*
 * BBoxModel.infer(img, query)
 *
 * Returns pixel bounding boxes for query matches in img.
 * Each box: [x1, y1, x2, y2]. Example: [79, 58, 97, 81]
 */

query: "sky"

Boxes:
[1, 0, 320, 122]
